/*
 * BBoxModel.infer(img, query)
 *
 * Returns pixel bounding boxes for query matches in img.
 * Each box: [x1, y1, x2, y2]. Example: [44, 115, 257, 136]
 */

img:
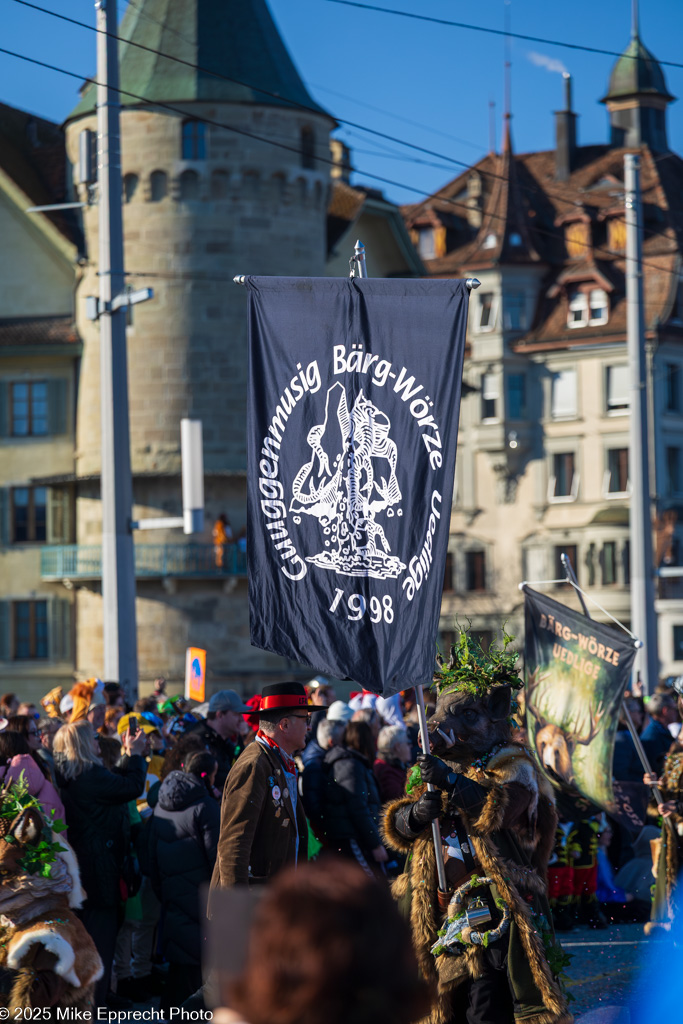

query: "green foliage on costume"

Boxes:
[307, 822, 322, 859]
[533, 910, 574, 1001]
[434, 626, 524, 699]
[0, 772, 66, 876]
[405, 763, 423, 796]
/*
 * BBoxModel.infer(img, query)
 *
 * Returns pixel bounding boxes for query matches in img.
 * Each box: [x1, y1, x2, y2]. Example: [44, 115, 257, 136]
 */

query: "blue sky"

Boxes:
[1, 0, 682, 205]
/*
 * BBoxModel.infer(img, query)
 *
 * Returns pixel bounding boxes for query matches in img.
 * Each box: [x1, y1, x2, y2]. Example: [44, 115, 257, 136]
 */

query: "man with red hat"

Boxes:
[210, 683, 310, 896]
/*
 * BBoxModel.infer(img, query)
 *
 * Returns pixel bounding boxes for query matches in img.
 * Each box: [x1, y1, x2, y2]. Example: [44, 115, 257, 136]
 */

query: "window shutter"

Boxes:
[47, 379, 68, 436]
[482, 374, 499, 401]
[525, 546, 547, 581]
[607, 365, 629, 410]
[551, 370, 577, 418]
[0, 601, 9, 660]
[47, 488, 72, 544]
[49, 598, 73, 663]
[0, 488, 8, 546]
[0, 381, 7, 437]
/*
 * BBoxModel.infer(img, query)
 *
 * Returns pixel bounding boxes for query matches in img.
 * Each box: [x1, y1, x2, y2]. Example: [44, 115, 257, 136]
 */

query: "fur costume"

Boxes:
[0, 795, 103, 1010]
[383, 744, 572, 1024]
[645, 743, 683, 936]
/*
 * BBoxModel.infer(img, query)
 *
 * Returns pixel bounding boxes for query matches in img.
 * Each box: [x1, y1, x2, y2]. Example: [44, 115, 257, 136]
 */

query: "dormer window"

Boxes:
[568, 290, 588, 326]
[589, 289, 608, 324]
[416, 228, 436, 260]
[567, 287, 609, 327]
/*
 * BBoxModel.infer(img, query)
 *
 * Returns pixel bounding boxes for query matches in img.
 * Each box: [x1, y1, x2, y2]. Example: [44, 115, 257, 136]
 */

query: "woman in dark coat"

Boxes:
[321, 721, 388, 877]
[53, 720, 148, 1007]
[149, 750, 220, 1010]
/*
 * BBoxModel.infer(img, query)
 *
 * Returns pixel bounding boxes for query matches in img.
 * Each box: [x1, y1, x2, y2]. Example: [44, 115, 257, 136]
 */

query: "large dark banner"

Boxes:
[245, 277, 469, 695]
[524, 586, 644, 828]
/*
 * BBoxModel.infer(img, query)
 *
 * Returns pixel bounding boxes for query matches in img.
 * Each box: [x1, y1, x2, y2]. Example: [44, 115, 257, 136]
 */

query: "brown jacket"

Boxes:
[209, 740, 308, 898]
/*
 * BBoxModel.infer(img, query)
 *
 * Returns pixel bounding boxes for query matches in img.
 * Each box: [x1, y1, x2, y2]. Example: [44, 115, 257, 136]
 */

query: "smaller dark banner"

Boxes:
[244, 277, 469, 696]
[524, 587, 641, 828]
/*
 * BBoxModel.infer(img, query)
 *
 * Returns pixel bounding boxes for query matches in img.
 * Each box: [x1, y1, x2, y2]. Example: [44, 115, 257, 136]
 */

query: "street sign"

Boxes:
[185, 647, 206, 703]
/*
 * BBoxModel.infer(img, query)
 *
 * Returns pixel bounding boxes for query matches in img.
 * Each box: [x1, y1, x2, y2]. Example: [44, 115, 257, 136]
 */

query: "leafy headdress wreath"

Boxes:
[406, 630, 525, 795]
[433, 627, 524, 708]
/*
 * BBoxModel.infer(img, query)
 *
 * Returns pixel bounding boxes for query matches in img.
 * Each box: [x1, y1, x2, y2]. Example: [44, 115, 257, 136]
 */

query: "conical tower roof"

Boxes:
[67, 0, 331, 121]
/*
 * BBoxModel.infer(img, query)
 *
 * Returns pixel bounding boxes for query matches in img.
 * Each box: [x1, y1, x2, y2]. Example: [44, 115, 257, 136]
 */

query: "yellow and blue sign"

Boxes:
[185, 646, 206, 703]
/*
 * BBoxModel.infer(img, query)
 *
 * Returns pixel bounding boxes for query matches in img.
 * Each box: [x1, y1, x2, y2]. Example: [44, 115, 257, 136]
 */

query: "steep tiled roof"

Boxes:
[0, 317, 79, 348]
[327, 179, 366, 252]
[68, 0, 332, 121]
[403, 137, 683, 352]
[0, 102, 81, 248]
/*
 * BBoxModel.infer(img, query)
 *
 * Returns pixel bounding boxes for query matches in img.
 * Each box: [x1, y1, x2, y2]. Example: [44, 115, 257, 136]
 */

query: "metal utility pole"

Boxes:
[624, 153, 658, 692]
[97, 0, 138, 698]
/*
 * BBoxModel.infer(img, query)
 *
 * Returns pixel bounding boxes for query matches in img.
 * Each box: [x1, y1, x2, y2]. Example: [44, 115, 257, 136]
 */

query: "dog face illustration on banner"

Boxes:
[244, 278, 470, 694]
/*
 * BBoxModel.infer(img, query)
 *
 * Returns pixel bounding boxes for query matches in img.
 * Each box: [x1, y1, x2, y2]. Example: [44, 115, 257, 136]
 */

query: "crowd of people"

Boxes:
[0, 668, 681, 1021]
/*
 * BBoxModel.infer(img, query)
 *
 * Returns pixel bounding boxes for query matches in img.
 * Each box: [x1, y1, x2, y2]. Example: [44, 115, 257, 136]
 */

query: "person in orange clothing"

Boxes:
[212, 513, 233, 568]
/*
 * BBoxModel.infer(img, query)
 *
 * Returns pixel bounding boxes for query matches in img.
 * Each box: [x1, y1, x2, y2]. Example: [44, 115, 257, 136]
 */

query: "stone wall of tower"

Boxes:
[65, 102, 333, 688]
[66, 103, 332, 477]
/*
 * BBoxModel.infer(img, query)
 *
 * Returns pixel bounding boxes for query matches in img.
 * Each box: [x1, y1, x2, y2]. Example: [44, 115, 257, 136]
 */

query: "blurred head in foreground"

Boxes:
[228, 858, 431, 1024]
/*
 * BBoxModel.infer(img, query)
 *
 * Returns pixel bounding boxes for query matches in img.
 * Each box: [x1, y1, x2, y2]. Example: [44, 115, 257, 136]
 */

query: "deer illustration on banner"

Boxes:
[523, 586, 639, 823]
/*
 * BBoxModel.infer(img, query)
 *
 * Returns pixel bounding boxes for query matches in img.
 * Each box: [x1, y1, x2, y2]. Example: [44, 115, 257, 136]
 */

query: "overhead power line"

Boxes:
[324, 0, 683, 71]
[0, 40, 679, 282]
[7, 0, 504, 178]
[9, 0, 682, 243]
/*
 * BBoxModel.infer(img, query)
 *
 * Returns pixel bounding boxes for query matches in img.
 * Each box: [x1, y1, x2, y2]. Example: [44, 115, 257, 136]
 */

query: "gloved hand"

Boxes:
[417, 753, 455, 790]
[410, 789, 443, 826]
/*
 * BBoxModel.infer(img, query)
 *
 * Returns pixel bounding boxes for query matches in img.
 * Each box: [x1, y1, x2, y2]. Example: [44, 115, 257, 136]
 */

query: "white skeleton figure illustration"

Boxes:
[290, 383, 405, 579]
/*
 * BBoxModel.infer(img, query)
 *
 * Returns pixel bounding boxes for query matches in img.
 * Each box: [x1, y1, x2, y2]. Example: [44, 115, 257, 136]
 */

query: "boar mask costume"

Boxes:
[382, 635, 572, 1024]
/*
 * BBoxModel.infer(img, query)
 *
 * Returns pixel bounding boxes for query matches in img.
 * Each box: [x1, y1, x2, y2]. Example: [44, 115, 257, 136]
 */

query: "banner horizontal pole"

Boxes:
[232, 275, 482, 290]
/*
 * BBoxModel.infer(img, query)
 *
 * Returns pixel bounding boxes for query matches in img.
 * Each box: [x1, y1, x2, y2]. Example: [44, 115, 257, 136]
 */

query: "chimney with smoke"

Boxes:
[554, 73, 577, 181]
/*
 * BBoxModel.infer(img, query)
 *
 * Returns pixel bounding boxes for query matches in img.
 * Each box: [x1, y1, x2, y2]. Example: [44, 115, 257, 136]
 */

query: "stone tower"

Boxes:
[64, 0, 334, 689]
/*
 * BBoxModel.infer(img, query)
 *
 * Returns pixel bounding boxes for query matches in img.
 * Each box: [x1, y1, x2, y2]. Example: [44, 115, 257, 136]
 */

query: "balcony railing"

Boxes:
[40, 543, 247, 581]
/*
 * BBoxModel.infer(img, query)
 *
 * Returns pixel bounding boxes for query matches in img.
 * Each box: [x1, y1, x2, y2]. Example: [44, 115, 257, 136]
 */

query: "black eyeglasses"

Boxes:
[287, 713, 312, 723]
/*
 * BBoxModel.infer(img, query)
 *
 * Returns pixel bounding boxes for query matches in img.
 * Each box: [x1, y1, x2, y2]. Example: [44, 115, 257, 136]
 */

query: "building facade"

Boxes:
[0, 0, 422, 701]
[0, 103, 81, 699]
[404, 24, 683, 678]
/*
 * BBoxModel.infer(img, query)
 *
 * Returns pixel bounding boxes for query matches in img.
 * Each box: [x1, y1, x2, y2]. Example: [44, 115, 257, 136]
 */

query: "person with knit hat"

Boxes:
[209, 683, 309, 900]
[187, 690, 250, 790]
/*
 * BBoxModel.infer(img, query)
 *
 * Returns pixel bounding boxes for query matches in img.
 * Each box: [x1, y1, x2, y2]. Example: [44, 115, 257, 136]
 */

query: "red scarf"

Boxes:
[257, 730, 297, 776]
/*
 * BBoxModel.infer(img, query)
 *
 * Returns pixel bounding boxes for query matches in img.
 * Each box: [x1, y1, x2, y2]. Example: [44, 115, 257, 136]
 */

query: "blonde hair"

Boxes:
[53, 720, 102, 779]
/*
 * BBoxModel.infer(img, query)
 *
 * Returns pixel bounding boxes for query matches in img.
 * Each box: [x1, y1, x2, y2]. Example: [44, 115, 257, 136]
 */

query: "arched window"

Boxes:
[271, 172, 287, 199]
[244, 170, 260, 193]
[182, 120, 206, 160]
[300, 126, 315, 170]
[179, 169, 200, 201]
[210, 170, 229, 200]
[149, 170, 167, 202]
[123, 173, 138, 203]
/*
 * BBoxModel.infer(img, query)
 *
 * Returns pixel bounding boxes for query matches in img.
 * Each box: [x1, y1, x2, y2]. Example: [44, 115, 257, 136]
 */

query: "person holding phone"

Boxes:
[54, 719, 148, 1008]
